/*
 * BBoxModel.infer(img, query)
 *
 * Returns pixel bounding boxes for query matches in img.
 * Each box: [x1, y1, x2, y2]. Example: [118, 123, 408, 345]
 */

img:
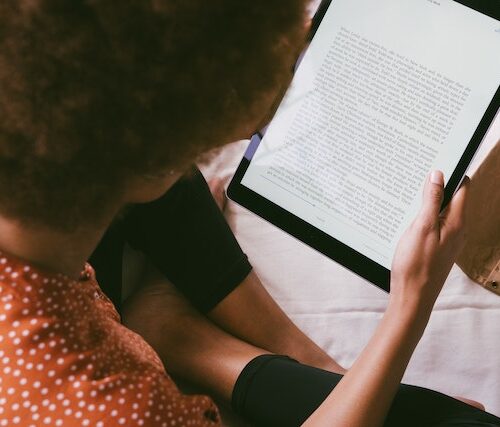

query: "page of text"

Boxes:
[242, 0, 500, 268]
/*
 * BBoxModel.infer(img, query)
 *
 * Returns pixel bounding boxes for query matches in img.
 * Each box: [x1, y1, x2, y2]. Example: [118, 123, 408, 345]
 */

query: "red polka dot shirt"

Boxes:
[0, 252, 221, 426]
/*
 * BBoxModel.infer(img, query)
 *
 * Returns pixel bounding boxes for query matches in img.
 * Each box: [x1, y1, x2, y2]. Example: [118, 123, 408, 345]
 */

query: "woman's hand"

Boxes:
[303, 171, 471, 427]
[390, 171, 469, 314]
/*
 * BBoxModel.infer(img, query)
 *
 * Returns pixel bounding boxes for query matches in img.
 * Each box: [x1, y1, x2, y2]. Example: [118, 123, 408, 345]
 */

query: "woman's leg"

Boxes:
[232, 355, 500, 427]
[122, 167, 254, 313]
[385, 383, 498, 427]
[121, 167, 343, 372]
[121, 263, 498, 426]
[121, 263, 268, 402]
[208, 270, 345, 373]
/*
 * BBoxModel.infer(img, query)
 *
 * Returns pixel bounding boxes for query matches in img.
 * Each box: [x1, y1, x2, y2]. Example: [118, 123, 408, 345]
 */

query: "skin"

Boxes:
[208, 269, 343, 373]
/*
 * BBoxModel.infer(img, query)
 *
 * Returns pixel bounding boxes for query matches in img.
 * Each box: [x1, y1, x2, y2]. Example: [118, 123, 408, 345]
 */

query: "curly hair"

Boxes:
[0, 0, 308, 230]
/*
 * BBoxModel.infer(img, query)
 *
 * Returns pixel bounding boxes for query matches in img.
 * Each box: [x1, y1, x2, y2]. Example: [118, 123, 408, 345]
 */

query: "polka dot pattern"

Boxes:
[0, 252, 220, 426]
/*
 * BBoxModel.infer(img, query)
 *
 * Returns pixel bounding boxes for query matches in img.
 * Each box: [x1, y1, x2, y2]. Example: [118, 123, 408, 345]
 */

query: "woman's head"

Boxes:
[0, 0, 308, 230]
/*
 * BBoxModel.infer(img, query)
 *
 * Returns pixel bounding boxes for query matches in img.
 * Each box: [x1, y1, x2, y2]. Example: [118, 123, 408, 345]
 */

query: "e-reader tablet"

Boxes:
[228, 0, 500, 292]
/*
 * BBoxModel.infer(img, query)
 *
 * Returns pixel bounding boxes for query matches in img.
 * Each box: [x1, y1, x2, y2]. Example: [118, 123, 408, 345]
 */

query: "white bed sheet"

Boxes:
[201, 113, 500, 420]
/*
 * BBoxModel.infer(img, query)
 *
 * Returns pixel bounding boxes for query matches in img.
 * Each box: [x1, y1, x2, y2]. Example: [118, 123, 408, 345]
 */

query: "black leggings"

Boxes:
[232, 355, 500, 427]
[90, 167, 252, 313]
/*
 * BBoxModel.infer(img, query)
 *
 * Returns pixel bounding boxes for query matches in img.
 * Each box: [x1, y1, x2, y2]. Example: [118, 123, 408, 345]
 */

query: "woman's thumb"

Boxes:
[418, 171, 444, 226]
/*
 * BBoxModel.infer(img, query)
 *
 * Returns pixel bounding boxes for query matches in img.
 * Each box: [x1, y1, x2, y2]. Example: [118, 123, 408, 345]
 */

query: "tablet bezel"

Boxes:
[227, 0, 500, 292]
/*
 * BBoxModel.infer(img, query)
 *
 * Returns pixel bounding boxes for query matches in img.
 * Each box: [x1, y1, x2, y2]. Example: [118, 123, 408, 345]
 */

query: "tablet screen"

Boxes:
[240, 0, 500, 269]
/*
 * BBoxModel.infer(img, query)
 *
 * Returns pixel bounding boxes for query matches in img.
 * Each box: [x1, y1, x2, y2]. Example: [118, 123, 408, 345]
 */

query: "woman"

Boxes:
[0, 0, 498, 426]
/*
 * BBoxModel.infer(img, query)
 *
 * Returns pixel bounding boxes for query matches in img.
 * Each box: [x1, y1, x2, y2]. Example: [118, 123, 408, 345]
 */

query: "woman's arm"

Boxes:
[303, 171, 469, 427]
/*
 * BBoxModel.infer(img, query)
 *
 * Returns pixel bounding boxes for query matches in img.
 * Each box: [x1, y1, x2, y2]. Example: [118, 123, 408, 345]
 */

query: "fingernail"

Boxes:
[430, 171, 444, 186]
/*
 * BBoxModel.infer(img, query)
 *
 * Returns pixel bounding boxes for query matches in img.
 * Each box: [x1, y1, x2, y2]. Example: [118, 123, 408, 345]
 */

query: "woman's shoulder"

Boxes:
[0, 253, 221, 426]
